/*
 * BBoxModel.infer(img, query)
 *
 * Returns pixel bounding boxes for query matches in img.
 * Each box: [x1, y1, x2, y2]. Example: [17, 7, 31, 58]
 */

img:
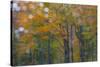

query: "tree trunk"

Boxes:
[79, 25, 85, 62]
[63, 24, 70, 63]
[48, 33, 52, 64]
[68, 25, 74, 62]
[37, 38, 44, 64]
[64, 38, 70, 63]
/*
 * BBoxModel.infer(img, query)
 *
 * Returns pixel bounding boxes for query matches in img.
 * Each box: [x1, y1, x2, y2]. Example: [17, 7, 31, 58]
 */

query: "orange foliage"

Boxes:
[32, 12, 46, 21]
[27, 2, 36, 10]
[16, 12, 33, 29]
[20, 33, 33, 42]
[27, 42, 34, 48]
[36, 26, 50, 33]
[16, 44, 27, 55]
[41, 35, 48, 40]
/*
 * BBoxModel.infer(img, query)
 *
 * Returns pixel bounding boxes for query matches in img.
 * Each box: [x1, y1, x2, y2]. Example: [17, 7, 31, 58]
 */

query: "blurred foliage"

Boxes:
[11, 1, 97, 66]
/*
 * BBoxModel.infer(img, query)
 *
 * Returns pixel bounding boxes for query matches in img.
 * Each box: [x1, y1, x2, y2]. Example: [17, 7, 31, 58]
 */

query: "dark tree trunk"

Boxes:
[29, 48, 34, 64]
[68, 25, 74, 62]
[47, 33, 52, 64]
[63, 24, 70, 63]
[64, 38, 70, 63]
[37, 38, 44, 64]
[79, 25, 85, 62]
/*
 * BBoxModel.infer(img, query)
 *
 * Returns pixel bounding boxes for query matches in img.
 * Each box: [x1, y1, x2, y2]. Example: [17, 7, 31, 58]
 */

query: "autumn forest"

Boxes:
[11, 1, 97, 66]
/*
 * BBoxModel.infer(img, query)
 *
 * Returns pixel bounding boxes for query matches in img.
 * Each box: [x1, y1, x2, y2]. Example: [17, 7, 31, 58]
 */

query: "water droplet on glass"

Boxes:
[39, 2, 44, 7]
[13, 2, 18, 8]
[44, 7, 49, 13]
[28, 14, 33, 19]
[18, 27, 24, 32]
[13, 2, 20, 12]
[16, 7, 20, 12]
